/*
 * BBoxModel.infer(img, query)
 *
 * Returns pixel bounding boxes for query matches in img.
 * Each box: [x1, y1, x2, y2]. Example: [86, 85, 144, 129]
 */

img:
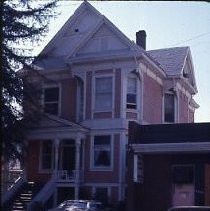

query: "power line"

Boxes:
[172, 32, 210, 46]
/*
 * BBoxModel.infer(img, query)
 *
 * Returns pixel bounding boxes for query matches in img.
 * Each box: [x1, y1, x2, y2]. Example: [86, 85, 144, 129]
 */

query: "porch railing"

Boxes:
[54, 170, 84, 182]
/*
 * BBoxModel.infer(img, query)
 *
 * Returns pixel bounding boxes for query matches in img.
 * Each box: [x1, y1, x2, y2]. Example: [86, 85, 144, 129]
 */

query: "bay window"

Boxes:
[127, 76, 137, 109]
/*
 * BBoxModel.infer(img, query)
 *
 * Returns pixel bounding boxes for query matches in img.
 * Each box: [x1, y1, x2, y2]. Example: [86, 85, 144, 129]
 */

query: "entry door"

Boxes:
[172, 184, 194, 206]
[62, 145, 75, 171]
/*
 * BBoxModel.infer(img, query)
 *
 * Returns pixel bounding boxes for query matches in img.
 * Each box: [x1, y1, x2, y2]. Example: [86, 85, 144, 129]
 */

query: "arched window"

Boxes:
[164, 93, 175, 123]
[127, 75, 137, 109]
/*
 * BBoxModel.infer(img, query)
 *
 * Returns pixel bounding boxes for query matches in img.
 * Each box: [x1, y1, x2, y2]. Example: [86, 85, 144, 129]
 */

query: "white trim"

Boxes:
[145, 67, 163, 85]
[131, 142, 210, 154]
[93, 74, 114, 113]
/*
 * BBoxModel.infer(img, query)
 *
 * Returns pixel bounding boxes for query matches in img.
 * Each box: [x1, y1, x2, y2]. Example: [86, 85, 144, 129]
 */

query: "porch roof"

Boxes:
[129, 122, 210, 154]
[26, 114, 89, 140]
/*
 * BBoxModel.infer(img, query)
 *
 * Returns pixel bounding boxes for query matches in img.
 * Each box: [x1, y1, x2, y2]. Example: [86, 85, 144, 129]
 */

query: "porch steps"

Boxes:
[8, 181, 42, 211]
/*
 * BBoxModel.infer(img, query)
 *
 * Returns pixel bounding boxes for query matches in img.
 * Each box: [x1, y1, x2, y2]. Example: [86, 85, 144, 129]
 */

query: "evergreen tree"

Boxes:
[1, 0, 58, 163]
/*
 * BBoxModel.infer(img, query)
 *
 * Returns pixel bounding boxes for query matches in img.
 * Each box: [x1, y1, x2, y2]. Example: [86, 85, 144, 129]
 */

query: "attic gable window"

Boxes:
[164, 93, 175, 123]
[44, 87, 60, 115]
[95, 77, 113, 111]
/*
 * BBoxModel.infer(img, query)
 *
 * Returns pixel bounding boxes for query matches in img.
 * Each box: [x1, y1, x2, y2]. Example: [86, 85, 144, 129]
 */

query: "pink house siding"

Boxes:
[114, 68, 121, 118]
[179, 91, 189, 123]
[86, 71, 92, 120]
[143, 73, 162, 123]
[61, 78, 77, 122]
[189, 109, 194, 123]
[27, 141, 51, 182]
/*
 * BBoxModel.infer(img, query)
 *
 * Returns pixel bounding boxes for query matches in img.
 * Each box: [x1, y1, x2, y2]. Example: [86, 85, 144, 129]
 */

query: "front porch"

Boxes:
[26, 114, 89, 201]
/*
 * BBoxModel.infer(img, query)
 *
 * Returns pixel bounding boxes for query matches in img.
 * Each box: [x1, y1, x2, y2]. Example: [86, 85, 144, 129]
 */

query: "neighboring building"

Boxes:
[3, 1, 200, 210]
[127, 122, 210, 211]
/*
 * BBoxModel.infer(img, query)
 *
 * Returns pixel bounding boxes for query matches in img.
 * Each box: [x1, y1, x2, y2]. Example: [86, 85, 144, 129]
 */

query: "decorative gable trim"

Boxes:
[38, 1, 102, 57]
[181, 48, 198, 93]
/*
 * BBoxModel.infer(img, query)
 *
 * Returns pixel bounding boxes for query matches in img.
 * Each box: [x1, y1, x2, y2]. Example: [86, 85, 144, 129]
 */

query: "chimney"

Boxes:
[136, 30, 147, 50]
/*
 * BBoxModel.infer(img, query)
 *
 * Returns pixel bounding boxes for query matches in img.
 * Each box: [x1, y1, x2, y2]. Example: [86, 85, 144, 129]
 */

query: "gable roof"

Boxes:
[31, 114, 87, 130]
[148, 46, 197, 93]
[36, 1, 146, 65]
[147, 46, 189, 76]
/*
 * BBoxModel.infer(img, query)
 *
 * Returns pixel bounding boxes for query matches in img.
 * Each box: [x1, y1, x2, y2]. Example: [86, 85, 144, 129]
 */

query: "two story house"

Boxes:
[13, 1, 199, 209]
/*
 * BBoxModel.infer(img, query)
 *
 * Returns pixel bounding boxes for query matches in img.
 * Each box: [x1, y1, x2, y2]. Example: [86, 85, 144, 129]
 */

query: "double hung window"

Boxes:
[164, 93, 175, 122]
[44, 87, 59, 115]
[127, 77, 137, 109]
[95, 77, 113, 111]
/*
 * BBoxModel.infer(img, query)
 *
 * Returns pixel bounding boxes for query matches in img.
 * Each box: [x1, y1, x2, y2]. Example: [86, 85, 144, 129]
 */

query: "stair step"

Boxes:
[7, 181, 43, 211]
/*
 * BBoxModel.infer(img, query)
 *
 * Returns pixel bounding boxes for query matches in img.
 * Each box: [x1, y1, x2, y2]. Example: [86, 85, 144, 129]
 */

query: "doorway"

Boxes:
[61, 143, 75, 172]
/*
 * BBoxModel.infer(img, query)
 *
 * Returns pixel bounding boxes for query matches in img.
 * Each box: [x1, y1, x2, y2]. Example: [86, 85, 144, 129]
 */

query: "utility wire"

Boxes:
[172, 32, 210, 46]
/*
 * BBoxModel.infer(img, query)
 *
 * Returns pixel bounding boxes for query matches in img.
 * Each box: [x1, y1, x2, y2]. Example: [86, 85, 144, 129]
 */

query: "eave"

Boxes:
[130, 142, 210, 154]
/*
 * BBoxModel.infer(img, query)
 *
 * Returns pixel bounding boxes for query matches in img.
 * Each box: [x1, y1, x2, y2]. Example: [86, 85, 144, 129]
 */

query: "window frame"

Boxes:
[91, 135, 113, 170]
[43, 84, 61, 116]
[94, 76, 113, 112]
[164, 92, 176, 123]
[126, 75, 138, 110]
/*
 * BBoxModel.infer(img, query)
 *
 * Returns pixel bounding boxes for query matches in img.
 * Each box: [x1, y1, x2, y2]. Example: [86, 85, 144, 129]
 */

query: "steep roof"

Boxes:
[147, 46, 189, 76]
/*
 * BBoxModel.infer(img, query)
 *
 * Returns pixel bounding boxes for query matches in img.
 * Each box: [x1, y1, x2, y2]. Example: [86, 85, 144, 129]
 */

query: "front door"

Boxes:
[61, 145, 75, 172]
[172, 165, 195, 206]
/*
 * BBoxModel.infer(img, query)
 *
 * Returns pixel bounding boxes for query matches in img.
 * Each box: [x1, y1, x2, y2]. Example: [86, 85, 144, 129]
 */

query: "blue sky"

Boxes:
[37, 1, 210, 122]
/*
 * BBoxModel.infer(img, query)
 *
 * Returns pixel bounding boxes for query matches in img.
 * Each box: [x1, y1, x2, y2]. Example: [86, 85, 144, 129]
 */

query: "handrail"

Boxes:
[27, 177, 56, 211]
[2, 175, 26, 206]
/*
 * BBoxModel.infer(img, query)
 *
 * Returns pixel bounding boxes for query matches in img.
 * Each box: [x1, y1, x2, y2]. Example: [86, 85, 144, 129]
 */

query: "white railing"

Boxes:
[55, 170, 84, 182]
[27, 177, 56, 211]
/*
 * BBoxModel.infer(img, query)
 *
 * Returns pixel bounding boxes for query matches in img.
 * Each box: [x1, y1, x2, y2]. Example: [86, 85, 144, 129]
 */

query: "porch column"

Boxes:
[75, 138, 81, 200]
[54, 138, 60, 177]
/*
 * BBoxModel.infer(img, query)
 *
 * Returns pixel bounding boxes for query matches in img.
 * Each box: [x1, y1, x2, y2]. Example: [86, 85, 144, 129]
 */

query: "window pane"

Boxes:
[127, 94, 136, 104]
[94, 150, 111, 166]
[164, 93, 175, 122]
[94, 136, 111, 168]
[95, 77, 112, 110]
[96, 77, 112, 93]
[95, 94, 112, 110]
[127, 77, 137, 109]
[44, 87, 59, 102]
[94, 136, 110, 145]
[127, 77, 137, 93]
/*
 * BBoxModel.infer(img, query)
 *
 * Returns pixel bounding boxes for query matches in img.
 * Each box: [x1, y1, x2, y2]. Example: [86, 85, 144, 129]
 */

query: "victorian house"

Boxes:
[2, 1, 199, 210]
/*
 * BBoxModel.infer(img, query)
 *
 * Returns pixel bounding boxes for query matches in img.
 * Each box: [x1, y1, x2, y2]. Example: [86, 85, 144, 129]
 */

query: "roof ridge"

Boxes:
[147, 46, 189, 52]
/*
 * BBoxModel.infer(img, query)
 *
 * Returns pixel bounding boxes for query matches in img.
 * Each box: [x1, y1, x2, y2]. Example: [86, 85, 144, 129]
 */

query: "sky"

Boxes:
[36, 1, 210, 123]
